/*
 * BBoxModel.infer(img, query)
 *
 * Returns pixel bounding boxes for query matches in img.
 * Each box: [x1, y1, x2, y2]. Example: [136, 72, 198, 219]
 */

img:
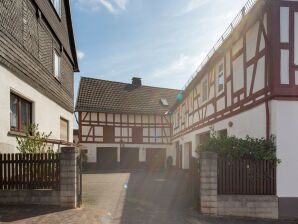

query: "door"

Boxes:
[146, 148, 166, 171]
[120, 148, 139, 170]
[96, 147, 118, 170]
[176, 145, 182, 169]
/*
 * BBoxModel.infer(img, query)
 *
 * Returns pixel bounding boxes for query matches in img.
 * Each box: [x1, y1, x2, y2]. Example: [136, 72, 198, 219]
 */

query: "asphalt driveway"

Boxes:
[0, 171, 295, 224]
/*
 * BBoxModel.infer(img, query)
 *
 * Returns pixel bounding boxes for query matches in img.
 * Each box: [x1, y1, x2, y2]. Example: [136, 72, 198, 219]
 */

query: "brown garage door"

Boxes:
[120, 148, 139, 170]
[146, 148, 166, 171]
[97, 147, 118, 170]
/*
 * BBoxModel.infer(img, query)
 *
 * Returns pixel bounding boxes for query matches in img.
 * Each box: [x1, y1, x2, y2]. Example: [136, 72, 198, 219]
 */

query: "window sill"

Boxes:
[7, 130, 27, 137]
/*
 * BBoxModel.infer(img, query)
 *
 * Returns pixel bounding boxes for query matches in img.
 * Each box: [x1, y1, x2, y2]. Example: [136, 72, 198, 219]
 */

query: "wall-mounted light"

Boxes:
[228, 121, 233, 127]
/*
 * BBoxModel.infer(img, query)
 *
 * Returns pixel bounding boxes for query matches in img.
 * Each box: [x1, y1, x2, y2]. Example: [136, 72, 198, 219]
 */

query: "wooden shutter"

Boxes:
[60, 118, 69, 142]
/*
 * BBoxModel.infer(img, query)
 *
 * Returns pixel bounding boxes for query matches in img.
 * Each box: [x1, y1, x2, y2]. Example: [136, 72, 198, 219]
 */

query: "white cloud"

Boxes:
[75, 0, 129, 13]
[151, 53, 206, 86]
[77, 50, 85, 60]
[114, 0, 129, 10]
[181, 0, 210, 15]
[100, 0, 116, 13]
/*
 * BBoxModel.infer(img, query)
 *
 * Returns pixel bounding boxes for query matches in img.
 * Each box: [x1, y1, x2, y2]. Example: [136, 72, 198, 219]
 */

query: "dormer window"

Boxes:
[54, 50, 61, 79]
[160, 98, 169, 106]
[51, 0, 61, 16]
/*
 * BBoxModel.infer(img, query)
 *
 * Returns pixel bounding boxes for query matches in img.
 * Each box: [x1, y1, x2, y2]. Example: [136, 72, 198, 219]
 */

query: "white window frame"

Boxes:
[54, 50, 61, 79]
[51, 0, 61, 17]
[217, 62, 225, 94]
[202, 78, 208, 103]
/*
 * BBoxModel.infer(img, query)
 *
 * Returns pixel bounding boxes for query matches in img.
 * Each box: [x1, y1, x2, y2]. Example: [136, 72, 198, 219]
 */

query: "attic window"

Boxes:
[160, 98, 169, 106]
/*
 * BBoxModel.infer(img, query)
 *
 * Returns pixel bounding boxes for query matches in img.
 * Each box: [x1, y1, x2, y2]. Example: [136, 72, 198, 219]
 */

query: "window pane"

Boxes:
[10, 94, 18, 129]
[218, 73, 224, 92]
[202, 80, 208, 102]
[54, 51, 60, 78]
[21, 100, 31, 130]
[52, 0, 61, 15]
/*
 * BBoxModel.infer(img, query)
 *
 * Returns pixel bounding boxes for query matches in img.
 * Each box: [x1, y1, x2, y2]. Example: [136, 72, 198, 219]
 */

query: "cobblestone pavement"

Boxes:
[0, 171, 296, 224]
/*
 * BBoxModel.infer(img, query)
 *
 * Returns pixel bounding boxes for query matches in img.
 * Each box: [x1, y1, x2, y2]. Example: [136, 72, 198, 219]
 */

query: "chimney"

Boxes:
[132, 77, 142, 88]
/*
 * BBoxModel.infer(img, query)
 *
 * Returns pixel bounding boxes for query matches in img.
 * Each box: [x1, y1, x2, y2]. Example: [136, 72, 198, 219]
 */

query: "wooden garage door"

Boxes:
[146, 148, 166, 171]
[120, 148, 139, 170]
[96, 147, 118, 170]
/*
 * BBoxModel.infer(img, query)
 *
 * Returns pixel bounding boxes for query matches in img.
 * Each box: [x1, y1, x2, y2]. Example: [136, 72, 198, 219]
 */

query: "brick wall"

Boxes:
[199, 152, 279, 219]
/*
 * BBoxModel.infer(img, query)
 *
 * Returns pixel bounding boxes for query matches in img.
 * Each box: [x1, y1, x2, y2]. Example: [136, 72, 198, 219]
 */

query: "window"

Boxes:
[217, 63, 224, 93]
[51, 0, 61, 16]
[202, 79, 208, 102]
[54, 50, 61, 78]
[160, 98, 169, 106]
[217, 129, 227, 138]
[10, 93, 32, 132]
[60, 118, 69, 142]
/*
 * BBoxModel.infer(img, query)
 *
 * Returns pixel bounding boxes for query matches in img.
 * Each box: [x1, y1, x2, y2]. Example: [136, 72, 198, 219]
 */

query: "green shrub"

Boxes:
[197, 131, 280, 163]
[16, 123, 52, 153]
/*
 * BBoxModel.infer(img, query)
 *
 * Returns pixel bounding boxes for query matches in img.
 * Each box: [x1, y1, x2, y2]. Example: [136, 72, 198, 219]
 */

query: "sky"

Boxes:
[71, 0, 248, 98]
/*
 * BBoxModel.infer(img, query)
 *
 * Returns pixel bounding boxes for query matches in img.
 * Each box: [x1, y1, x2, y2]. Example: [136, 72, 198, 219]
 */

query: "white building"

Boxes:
[171, 0, 298, 219]
[75, 77, 179, 171]
[0, 0, 78, 152]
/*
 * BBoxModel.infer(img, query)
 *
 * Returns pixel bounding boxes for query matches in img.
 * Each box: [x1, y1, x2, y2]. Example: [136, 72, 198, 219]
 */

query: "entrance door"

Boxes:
[96, 147, 118, 170]
[120, 148, 139, 170]
[146, 148, 166, 171]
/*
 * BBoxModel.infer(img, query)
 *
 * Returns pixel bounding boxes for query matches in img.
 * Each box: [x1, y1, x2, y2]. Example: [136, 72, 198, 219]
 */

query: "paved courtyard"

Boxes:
[0, 171, 295, 224]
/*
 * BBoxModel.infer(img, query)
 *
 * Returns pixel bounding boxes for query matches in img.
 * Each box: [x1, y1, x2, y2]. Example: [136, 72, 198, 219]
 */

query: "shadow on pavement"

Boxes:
[0, 205, 68, 222]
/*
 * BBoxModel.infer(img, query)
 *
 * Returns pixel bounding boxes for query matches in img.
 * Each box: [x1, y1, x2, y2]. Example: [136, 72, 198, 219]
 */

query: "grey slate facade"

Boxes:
[0, 0, 78, 112]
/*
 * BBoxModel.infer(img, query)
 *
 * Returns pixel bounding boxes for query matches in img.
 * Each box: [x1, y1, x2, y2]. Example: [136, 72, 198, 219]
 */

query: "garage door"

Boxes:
[120, 148, 139, 170]
[96, 147, 118, 170]
[146, 148, 166, 171]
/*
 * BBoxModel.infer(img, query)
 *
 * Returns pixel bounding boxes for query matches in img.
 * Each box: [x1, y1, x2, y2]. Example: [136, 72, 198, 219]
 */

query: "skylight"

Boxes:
[160, 98, 169, 106]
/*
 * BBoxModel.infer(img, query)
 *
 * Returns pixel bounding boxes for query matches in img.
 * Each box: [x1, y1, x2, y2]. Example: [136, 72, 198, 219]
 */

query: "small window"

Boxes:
[217, 63, 224, 93]
[54, 50, 61, 79]
[217, 129, 227, 138]
[10, 93, 32, 132]
[160, 98, 169, 106]
[60, 118, 69, 142]
[202, 79, 208, 102]
[51, 0, 61, 16]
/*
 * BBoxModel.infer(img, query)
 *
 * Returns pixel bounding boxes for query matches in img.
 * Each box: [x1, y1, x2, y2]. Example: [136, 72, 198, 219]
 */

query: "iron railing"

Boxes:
[182, 0, 258, 90]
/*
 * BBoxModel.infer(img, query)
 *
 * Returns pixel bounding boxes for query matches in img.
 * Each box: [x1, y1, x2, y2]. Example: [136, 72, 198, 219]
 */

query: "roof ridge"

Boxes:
[80, 76, 181, 91]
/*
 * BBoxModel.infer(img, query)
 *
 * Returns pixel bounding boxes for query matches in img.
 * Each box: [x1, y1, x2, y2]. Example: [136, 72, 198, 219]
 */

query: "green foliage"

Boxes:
[197, 130, 280, 163]
[16, 123, 52, 153]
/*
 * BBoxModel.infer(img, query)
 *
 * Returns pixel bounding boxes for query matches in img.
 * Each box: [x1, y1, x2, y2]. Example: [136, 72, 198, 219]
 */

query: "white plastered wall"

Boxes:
[0, 65, 73, 153]
[270, 100, 298, 197]
[174, 103, 267, 163]
[80, 143, 173, 164]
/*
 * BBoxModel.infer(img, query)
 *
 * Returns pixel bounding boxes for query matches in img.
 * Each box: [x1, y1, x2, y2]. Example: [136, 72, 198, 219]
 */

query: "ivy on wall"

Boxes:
[197, 130, 280, 163]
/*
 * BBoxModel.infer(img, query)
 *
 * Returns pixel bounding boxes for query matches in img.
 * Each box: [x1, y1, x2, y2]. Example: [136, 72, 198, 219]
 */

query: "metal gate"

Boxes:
[76, 152, 82, 207]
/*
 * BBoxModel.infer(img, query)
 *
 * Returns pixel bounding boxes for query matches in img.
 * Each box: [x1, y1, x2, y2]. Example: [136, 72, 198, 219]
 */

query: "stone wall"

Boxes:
[0, 147, 78, 208]
[199, 152, 279, 219]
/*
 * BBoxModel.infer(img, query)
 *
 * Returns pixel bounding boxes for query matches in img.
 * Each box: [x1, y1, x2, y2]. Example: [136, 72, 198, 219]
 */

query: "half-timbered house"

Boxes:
[170, 0, 298, 219]
[75, 77, 179, 170]
[0, 0, 78, 152]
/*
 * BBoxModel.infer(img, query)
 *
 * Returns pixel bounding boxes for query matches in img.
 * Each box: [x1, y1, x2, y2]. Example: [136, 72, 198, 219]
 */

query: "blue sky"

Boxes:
[72, 0, 248, 97]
